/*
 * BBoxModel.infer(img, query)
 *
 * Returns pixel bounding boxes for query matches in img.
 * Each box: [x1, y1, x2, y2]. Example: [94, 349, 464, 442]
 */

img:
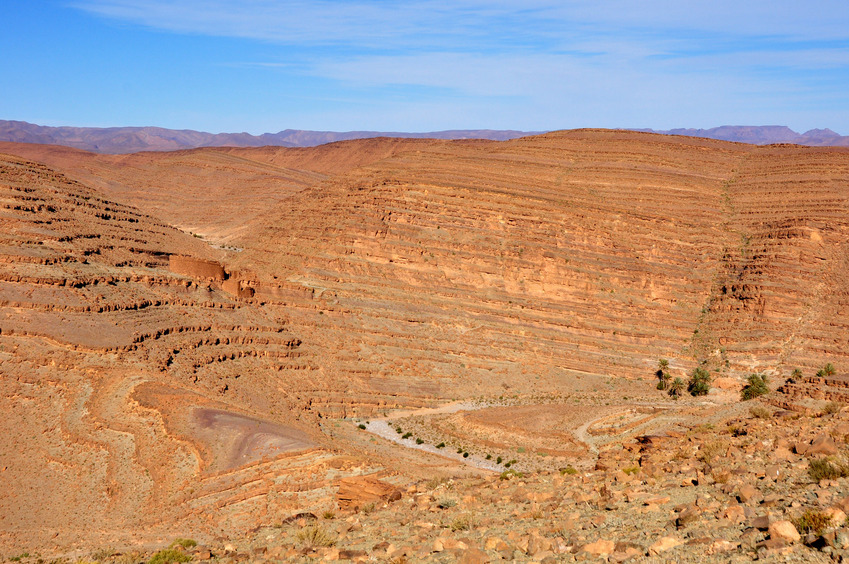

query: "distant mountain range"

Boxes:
[0, 120, 539, 154]
[636, 125, 849, 147]
[0, 120, 846, 154]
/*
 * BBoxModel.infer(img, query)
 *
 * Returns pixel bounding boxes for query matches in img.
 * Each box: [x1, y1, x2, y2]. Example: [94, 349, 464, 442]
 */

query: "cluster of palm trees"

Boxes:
[655, 359, 686, 398]
[817, 363, 837, 378]
[656, 359, 712, 399]
[656, 359, 838, 401]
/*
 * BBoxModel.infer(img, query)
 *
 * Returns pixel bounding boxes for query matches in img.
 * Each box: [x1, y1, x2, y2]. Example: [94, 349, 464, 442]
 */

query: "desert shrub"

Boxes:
[91, 547, 115, 561]
[148, 549, 191, 564]
[463, 452, 469, 458]
[808, 458, 849, 481]
[750, 405, 771, 419]
[822, 402, 842, 415]
[402, 432, 413, 439]
[741, 373, 769, 400]
[436, 442, 445, 448]
[697, 441, 725, 467]
[793, 509, 832, 535]
[457, 448, 464, 454]
[560, 466, 578, 475]
[485, 453, 491, 460]
[688, 367, 711, 396]
[296, 525, 336, 548]
[169, 539, 196, 549]
[450, 515, 474, 531]
[415, 438, 424, 444]
[322, 510, 336, 520]
[357, 423, 366, 430]
[727, 425, 747, 437]
[499, 468, 524, 481]
[395, 427, 403, 434]
[360, 502, 376, 515]
[496, 456, 503, 464]
[791, 368, 803, 379]
[435, 496, 457, 509]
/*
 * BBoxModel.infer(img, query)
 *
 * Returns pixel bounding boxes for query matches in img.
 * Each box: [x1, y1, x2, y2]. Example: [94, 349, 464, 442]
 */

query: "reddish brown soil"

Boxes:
[2, 130, 849, 557]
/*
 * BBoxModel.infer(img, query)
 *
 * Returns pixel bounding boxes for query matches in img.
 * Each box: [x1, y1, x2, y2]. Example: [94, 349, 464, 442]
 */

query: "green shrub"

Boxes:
[148, 549, 191, 564]
[415, 438, 424, 444]
[169, 539, 196, 549]
[402, 432, 413, 439]
[357, 423, 366, 430]
[560, 466, 578, 475]
[499, 469, 524, 480]
[436, 442, 445, 448]
[496, 456, 503, 464]
[463, 452, 469, 458]
[741, 373, 769, 400]
[395, 427, 403, 434]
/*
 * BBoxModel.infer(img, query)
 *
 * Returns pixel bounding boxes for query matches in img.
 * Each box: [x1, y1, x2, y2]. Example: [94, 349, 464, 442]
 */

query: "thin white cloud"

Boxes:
[65, 0, 849, 133]
[71, 0, 849, 47]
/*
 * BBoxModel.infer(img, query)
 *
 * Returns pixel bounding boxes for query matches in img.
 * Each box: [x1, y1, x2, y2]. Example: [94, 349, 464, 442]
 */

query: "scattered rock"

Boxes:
[808, 434, 839, 456]
[769, 520, 801, 543]
[648, 536, 684, 555]
[336, 476, 402, 510]
[581, 539, 615, 556]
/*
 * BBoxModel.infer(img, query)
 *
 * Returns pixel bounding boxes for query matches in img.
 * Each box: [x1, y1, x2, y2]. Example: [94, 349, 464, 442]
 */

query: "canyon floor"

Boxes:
[2, 130, 849, 562]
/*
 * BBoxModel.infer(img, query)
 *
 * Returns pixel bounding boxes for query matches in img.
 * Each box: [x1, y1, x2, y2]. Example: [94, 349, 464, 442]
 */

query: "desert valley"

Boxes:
[3, 129, 849, 563]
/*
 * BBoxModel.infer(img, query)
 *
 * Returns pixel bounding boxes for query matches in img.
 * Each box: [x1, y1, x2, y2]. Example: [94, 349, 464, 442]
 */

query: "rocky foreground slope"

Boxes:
[1, 130, 849, 561]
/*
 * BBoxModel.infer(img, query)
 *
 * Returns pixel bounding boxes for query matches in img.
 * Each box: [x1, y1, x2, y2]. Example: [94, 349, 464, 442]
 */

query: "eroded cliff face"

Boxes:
[230, 131, 849, 391]
[2, 130, 849, 551]
[0, 154, 368, 550]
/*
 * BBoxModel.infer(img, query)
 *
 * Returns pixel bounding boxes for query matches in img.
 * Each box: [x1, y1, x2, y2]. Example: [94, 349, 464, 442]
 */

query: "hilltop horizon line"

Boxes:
[1, 119, 847, 154]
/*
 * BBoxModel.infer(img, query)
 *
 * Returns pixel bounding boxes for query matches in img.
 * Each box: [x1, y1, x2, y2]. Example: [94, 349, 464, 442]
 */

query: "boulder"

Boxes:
[648, 536, 684, 555]
[808, 434, 839, 456]
[336, 476, 402, 510]
[581, 539, 615, 556]
[768, 520, 801, 543]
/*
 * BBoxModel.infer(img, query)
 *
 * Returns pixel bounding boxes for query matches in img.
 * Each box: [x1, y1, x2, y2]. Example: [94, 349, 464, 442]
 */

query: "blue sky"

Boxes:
[2, 1, 848, 134]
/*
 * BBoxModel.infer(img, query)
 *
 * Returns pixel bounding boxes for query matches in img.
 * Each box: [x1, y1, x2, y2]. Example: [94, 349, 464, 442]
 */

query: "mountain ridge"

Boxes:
[3, 119, 848, 154]
[0, 119, 539, 154]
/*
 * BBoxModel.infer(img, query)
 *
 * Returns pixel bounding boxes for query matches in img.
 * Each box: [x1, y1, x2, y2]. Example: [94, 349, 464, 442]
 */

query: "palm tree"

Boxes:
[692, 367, 713, 396]
[656, 359, 671, 390]
[824, 363, 836, 377]
[668, 377, 685, 399]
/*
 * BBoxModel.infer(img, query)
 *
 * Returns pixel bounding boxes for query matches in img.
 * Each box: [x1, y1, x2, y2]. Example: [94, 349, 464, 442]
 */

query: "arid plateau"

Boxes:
[3, 129, 849, 562]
